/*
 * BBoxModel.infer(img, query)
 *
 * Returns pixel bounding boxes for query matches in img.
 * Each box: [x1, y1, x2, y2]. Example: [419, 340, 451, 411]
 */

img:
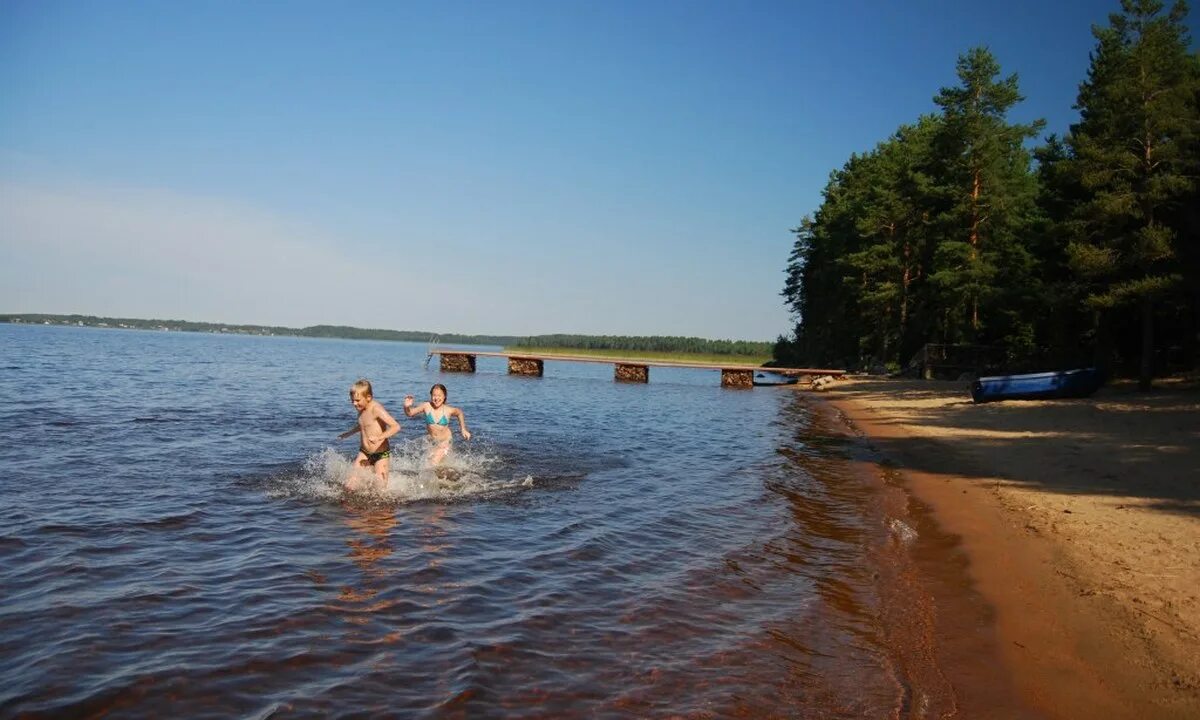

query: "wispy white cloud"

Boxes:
[0, 177, 791, 339]
[0, 180, 430, 328]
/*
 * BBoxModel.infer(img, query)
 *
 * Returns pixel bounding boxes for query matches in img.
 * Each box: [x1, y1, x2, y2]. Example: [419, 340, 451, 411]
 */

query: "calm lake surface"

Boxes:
[0, 324, 968, 718]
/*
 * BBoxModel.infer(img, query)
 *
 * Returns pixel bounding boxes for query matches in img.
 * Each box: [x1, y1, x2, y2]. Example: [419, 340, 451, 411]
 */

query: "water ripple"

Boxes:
[0, 326, 960, 717]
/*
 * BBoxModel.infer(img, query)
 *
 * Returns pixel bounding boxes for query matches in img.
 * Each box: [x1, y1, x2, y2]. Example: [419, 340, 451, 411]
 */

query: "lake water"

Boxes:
[0, 324, 976, 718]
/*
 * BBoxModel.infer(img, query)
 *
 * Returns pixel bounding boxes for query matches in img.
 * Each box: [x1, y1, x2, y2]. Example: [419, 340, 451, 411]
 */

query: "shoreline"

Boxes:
[811, 376, 1200, 718]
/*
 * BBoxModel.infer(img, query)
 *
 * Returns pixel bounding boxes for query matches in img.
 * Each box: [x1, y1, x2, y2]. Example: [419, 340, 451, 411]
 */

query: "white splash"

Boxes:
[888, 518, 918, 545]
[269, 440, 534, 504]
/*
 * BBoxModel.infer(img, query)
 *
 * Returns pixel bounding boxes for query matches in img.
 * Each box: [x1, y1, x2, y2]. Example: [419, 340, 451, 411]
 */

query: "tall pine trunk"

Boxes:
[970, 168, 981, 331]
[1139, 111, 1155, 391]
[1139, 295, 1154, 391]
[1094, 311, 1113, 378]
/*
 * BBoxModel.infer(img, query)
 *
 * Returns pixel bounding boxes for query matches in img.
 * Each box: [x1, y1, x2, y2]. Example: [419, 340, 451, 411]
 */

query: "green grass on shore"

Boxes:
[502, 346, 771, 366]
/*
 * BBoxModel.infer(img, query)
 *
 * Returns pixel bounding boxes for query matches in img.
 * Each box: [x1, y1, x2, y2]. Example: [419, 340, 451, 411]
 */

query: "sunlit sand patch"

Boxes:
[920, 427, 1097, 440]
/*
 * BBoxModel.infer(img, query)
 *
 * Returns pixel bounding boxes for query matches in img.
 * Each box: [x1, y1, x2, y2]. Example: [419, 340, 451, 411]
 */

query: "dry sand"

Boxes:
[813, 375, 1200, 719]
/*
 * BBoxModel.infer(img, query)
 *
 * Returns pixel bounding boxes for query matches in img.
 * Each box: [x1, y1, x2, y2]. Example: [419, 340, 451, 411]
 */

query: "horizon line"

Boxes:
[0, 312, 778, 344]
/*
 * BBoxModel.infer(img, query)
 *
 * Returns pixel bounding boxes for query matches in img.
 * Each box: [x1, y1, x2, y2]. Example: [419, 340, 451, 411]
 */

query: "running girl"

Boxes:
[403, 383, 471, 465]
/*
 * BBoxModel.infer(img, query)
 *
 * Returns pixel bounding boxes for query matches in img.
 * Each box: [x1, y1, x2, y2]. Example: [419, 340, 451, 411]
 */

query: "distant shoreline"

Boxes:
[1, 312, 504, 344]
[0, 313, 774, 354]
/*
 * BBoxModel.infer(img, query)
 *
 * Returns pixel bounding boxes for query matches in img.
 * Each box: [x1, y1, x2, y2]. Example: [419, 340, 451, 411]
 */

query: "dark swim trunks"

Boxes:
[363, 449, 390, 464]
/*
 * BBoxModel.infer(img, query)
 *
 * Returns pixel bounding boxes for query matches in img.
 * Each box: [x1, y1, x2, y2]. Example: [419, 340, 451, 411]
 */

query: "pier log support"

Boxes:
[721, 369, 754, 388]
[614, 363, 649, 383]
[507, 357, 544, 377]
[440, 353, 476, 373]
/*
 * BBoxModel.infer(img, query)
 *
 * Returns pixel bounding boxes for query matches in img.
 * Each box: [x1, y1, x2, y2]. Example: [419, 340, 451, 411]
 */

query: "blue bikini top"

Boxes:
[424, 410, 450, 426]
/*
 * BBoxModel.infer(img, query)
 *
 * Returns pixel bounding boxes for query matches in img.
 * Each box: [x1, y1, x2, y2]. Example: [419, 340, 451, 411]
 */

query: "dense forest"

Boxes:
[775, 0, 1199, 389]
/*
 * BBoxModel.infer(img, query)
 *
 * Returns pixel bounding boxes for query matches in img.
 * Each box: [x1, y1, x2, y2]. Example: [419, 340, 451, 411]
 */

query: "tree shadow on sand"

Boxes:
[809, 378, 1200, 517]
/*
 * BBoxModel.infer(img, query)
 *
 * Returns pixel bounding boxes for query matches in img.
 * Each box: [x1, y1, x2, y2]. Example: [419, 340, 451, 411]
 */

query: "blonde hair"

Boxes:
[350, 379, 373, 399]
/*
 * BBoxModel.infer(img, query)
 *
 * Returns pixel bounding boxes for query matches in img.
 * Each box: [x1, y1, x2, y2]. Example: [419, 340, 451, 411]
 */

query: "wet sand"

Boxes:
[812, 376, 1200, 719]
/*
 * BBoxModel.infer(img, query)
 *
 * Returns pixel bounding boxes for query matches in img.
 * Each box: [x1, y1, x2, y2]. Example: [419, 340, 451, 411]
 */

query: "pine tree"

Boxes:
[929, 48, 1044, 349]
[1066, 0, 1198, 389]
[1031, 134, 1095, 366]
[782, 161, 874, 368]
[842, 117, 941, 367]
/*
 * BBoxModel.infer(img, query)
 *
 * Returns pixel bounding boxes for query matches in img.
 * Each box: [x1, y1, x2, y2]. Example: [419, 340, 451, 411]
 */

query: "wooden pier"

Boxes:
[428, 349, 844, 388]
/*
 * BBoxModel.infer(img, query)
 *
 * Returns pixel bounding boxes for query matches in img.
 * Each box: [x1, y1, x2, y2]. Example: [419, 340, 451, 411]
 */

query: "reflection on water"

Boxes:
[341, 507, 397, 600]
[1, 325, 993, 717]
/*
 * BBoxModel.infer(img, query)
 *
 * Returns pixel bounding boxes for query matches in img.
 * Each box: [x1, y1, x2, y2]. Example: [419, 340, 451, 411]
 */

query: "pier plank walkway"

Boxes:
[428, 348, 843, 388]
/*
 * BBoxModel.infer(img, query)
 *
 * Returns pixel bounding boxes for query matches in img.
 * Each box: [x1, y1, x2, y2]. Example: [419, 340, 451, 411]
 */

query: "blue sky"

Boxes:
[2, 1, 1192, 340]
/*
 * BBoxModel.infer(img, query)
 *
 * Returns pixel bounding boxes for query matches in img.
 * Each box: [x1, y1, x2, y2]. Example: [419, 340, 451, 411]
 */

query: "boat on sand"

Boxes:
[971, 368, 1104, 403]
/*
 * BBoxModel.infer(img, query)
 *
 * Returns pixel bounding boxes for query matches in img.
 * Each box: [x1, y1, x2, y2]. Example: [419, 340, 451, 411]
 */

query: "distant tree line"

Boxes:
[301, 325, 521, 345]
[1, 314, 768, 355]
[0, 314, 521, 346]
[777, 0, 1199, 389]
[511, 334, 773, 356]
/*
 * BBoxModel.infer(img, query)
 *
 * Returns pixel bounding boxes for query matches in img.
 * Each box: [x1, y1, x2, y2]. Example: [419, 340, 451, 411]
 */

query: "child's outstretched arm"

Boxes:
[402, 395, 425, 418]
[337, 426, 361, 440]
[454, 407, 471, 441]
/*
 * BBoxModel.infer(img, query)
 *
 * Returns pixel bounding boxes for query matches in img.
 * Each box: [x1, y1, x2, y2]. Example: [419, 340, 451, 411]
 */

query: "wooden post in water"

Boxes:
[614, 363, 649, 383]
[440, 353, 476, 373]
[507, 357, 544, 377]
[721, 369, 754, 388]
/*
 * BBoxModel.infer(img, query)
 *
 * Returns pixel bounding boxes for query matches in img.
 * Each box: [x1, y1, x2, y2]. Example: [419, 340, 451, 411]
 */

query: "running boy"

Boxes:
[338, 379, 401, 491]
[403, 383, 470, 465]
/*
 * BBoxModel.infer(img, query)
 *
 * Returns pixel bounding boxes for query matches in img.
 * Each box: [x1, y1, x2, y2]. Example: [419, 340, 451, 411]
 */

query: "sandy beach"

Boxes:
[812, 375, 1200, 718]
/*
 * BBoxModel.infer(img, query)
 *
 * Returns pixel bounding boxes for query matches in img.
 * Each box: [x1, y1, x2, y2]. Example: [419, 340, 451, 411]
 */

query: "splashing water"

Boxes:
[2, 326, 993, 718]
[268, 440, 534, 505]
[889, 518, 919, 545]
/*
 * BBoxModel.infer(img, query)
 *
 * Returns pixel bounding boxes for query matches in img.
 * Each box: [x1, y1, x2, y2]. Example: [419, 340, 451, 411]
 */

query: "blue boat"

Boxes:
[971, 368, 1104, 403]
